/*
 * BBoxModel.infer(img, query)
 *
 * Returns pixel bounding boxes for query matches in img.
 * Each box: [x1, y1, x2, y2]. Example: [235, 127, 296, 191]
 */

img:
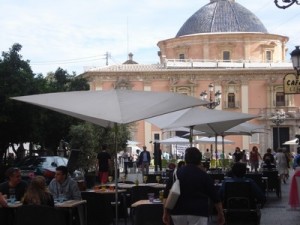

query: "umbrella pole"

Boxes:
[222, 135, 225, 170]
[114, 123, 119, 225]
[189, 126, 194, 147]
[215, 134, 218, 168]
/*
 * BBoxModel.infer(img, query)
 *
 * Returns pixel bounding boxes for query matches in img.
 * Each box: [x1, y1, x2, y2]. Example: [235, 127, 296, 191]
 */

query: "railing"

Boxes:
[164, 59, 292, 69]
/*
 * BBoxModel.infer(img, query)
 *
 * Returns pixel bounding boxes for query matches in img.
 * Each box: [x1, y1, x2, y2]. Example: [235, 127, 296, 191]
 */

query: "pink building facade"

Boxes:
[82, 0, 300, 157]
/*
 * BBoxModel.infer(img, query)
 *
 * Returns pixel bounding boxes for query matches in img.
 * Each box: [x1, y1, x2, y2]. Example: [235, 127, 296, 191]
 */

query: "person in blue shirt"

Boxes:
[293, 147, 300, 170]
[219, 162, 266, 205]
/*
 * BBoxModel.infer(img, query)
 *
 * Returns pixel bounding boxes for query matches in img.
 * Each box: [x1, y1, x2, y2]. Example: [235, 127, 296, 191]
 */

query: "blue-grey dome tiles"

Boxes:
[176, 0, 268, 37]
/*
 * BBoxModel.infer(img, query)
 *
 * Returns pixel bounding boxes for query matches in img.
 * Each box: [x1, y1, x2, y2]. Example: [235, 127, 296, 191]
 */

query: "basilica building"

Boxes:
[82, 0, 300, 156]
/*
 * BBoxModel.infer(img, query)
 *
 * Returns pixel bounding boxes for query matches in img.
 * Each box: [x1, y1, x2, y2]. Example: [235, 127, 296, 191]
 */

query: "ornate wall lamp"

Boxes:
[200, 83, 221, 109]
[290, 46, 300, 77]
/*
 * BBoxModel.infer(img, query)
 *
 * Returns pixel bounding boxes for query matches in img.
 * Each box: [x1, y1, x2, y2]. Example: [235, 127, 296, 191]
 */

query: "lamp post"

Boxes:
[200, 83, 222, 166]
[274, 0, 300, 9]
[271, 110, 286, 149]
[290, 46, 300, 77]
[200, 83, 222, 109]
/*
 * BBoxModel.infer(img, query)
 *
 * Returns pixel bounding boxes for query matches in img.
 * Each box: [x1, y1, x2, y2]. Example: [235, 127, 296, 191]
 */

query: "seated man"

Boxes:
[48, 165, 81, 200]
[219, 162, 266, 206]
[0, 167, 28, 207]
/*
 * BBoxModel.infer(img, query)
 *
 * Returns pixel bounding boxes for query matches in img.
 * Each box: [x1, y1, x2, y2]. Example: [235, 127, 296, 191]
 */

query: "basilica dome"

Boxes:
[176, 0, 268, 37]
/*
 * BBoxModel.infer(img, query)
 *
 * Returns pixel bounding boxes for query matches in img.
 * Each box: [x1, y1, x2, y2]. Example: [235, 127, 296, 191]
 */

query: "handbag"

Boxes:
[165, 172, 180, 210]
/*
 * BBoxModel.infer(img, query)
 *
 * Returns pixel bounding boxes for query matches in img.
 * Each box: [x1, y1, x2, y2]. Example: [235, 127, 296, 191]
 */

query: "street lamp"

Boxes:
[274, 0, 300, 9]
[200, 83, 222, 109]
[271, 109, 286, 149]
[200, 83, 222, 165]
[290, 46, 300, 77]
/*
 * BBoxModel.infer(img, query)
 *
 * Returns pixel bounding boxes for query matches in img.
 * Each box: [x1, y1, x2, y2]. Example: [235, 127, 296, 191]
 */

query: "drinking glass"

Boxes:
[9, 188, 16, 204]
[156, 176, 161, 183]
[58, 193, 65, 203]
[9, 194, 16, 204]
[143, 175, 148, 184]
[108, 176, 113, 183]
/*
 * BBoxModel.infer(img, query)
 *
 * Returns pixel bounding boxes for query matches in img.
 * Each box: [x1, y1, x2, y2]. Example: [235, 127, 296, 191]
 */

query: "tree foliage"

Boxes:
[69, 122, 131, 172]
[0, 43, 90, 162]
[0, 43, 132, 171]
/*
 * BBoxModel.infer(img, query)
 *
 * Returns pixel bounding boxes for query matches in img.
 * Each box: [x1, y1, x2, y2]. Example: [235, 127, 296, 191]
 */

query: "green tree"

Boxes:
[69, 122, 131, 172]
[0, 43, 40, 161]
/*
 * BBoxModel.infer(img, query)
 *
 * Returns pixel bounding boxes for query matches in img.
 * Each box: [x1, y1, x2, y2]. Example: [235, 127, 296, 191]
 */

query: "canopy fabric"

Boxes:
[222, 122, 265, 136]
[158, 136, 190, 145]
[196, 136, 234, 144]
[12, 89, 208, 127]
[147, 107, 258, 136]
[283, 138, 299, 145]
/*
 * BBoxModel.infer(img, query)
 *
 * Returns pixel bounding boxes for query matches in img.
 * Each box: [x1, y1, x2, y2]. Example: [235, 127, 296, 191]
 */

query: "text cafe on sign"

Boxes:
[284, 74, 300, 94]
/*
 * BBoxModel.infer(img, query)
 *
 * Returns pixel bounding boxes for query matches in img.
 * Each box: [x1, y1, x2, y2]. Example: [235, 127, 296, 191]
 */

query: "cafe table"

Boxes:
[55, 199, 87, 225]
[118, 183, 166, 189]
[6, 199, 87, 225]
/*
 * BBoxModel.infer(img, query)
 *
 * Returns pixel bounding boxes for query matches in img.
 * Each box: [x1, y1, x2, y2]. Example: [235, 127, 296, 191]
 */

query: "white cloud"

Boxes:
[1, 0, 299, 75]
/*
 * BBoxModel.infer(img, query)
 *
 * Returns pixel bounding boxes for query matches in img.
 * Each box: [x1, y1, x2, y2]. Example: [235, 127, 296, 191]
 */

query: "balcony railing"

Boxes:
[164, 59, 292, 69]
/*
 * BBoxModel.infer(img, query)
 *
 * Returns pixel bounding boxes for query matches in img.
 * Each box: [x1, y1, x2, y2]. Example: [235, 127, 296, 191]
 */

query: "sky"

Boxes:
[1, 0, 300, 76]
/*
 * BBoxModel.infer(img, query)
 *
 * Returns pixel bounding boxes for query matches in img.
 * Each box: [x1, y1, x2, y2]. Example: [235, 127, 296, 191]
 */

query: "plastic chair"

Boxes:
[81, 192, 114, 225]
[14, 205, 68, 225]
[262, 170, 281, 198]
[223, 181, 261, 225]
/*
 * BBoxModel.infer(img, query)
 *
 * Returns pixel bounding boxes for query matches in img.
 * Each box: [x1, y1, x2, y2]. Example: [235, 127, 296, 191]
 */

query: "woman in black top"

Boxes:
[163, 147, 225, 225]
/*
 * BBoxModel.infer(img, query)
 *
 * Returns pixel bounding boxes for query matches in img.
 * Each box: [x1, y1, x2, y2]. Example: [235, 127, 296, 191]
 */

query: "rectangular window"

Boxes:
[276, 92, 285, 106]
[179, 54, 185, 61]
[223, 51, 230, 61]
[228, 93, 235, 108]
[266, 50, 272, 62]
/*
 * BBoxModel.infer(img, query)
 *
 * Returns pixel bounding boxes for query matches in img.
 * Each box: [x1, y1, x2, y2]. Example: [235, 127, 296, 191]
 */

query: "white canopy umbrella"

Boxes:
[148, 107, 257, 137]
[126, 140, 139, 145]
[283, 138, 299, 145]
[158, 136, 190, 145]
[222, 122, 265, 136]
[147, 107, 258, 168]
[196, 136, 235, 144]
[11, 89, 207, 224]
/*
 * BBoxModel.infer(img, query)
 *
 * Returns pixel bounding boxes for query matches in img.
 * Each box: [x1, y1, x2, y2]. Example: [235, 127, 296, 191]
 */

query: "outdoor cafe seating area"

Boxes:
[0, 165, 284, 225]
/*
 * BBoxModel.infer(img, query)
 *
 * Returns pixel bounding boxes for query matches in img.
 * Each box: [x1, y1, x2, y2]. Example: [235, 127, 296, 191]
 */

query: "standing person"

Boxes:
[263, 148, 275, 165]
[233, 147, 242, 163]
[97, 144, 112, 184]
[23, 176, 54, 206]
[241, 150, 248, 164]
[275, 148, 289, 184]
[249, 146, 262, 172]
[203, 149, 211, 161]
[154, 145, 162, 172]
[292, 147, 300, 170]
[0, 167, 28, 207]
[122, 148, 130, 176]
[48, 166, 81, 200]
[138, 145, 151, 176]
[163, 147, 225, 225]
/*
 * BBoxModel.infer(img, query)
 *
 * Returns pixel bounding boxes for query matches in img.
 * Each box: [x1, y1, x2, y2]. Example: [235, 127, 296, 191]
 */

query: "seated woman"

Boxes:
[23, 176, 54, 206]
[220, 162, 266, 206]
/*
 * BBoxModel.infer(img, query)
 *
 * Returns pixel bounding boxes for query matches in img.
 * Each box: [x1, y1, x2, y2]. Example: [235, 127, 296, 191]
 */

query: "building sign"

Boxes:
[284, 73, 300, 94]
